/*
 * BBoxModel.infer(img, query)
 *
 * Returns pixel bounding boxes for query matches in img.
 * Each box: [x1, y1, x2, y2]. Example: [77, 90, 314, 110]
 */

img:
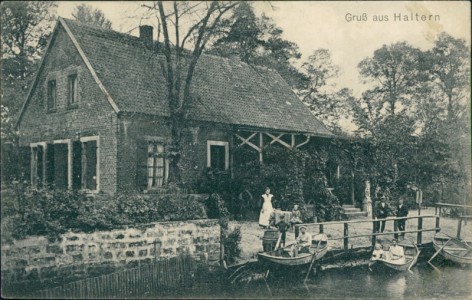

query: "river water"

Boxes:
[175, 259, 471, 299]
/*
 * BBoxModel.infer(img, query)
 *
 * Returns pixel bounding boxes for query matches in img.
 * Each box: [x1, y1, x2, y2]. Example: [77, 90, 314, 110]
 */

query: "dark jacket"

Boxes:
[396, 204, 408, 218]
[276, 221, 290, 233]
[375, 202, 391, 219]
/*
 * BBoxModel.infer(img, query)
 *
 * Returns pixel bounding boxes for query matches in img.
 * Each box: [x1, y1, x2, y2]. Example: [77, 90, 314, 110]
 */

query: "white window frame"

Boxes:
[30, 142, 47, 186]
[207, 140, 229, 170]
[80, 136, 100, 192]
[53, 139, 72, 189]
[144, 139, 169, 190]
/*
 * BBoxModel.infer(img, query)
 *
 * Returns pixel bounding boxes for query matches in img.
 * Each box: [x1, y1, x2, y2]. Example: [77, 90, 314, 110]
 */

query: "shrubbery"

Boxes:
[1, 182, 207, 242]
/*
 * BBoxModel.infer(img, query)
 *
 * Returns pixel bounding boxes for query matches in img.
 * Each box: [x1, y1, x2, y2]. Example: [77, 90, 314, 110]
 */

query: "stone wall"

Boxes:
[1, 219, 220, 287]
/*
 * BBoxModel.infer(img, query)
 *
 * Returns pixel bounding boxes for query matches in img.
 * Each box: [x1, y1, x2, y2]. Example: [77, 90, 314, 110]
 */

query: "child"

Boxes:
[276, 215, 290, 248]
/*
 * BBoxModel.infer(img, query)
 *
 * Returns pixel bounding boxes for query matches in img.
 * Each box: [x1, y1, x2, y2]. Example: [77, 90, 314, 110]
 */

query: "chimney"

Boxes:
[139, 25, 153, 49]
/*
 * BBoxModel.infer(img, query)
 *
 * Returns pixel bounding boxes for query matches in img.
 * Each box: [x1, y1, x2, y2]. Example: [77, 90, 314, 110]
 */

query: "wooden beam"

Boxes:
[235, 133, 260, 152]
[259, 132, 263, 162]
[265, 132, 292, 149]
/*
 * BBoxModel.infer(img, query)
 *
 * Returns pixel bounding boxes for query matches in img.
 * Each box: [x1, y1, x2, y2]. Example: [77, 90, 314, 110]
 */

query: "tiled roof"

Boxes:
[63, 19, 333, 136]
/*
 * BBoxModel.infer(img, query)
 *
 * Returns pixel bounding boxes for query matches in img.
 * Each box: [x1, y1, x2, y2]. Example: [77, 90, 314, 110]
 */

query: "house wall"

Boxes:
[18, 24, 118, 194]
[1, 219, 220, 288]
[116, 115, 232, 192]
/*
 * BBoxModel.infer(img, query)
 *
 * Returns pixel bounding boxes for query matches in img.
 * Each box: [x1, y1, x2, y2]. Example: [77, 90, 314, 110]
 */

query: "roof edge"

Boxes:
[59, 18, 120, 113]
[15, 20, 62, 128]
[15, 18, 121, 129]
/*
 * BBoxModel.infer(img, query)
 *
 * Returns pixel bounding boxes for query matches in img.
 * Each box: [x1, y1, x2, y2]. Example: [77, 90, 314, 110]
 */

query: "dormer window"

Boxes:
[47, 80, 56, 111]
[68, 74, 78, 106]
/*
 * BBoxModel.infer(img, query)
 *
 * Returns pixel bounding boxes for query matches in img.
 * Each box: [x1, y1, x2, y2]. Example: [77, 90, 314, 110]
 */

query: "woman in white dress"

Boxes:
[259, 188, 274, 229]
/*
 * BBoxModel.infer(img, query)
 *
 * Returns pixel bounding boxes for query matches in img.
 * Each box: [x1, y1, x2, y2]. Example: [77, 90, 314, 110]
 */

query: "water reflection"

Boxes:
[385, 274, 406, 298]
[224, 262, 472, 299]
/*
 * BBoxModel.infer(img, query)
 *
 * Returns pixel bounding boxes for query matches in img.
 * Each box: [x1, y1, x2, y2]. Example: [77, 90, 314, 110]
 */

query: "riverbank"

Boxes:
[229, 208, 472, 265]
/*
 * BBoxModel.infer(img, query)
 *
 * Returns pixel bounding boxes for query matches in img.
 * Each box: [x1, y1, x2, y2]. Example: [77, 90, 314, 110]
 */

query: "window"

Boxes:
[47, 80, 56, 111]
[147, 142, 166, 189]
[207, 141, 229, 171]
[68, 74, 78, 106]
[31, 143, 46, 187]
[136, 139, 169, 191]
[79, 136, 99, 192]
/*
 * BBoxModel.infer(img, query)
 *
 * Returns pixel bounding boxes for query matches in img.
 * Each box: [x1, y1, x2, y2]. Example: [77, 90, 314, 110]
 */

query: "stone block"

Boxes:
[115, 233, 125, 239]
[138, 249, 148, 257]
[104, 252, 113, 259]
[128, 241, 146, 247]
[167, 238, 176, 245]
[179, 230, 193, 236]
[67, 236, 80, 241]
[125, 250, 135, 257]
[14, 259, 28, 268]
[162, 248, 174, 255]
[129, 234, 142, 238]
[72, 254, 83, 262]
[46, 245, 63, 254]
[195, 245, 206, 252]
[179, 238, 190, 245]
[101, 234, 111, 240]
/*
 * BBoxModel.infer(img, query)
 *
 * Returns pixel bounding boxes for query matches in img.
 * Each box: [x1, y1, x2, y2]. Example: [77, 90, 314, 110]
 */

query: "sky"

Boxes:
[56, 1, 471, 97]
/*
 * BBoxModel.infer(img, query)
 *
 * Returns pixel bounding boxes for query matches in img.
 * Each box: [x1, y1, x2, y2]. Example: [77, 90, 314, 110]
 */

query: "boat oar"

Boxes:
[304, 240, 321, 283]
[428, 238, 452, 265]
[274, 232, 282, 250]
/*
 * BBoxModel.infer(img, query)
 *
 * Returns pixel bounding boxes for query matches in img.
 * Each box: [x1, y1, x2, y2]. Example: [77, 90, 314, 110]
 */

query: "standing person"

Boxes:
[290, 204, 302, 238]
[396, 199, 409, 239]
[375, 196, 391, 233]
[275, 215, 290, 248]
[259, 187, 274, 229]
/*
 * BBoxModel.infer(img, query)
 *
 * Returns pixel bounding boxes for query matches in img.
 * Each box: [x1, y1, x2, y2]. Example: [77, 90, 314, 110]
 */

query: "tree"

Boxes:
[1, 1, 57, 79]
[299, 49, 353, 131]
[142, 1, 238, 184]
[1, 1, 57, 137]
[358, 42, 421, 116]
[209, 3, 305, 89]
[72, 4, 112, 29]
[424, 33, 470, 122]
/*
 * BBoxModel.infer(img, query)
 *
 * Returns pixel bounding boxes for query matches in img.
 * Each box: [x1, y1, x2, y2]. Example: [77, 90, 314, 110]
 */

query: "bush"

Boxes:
[1, 183, 207, 241]
[223, 226, 242, 265]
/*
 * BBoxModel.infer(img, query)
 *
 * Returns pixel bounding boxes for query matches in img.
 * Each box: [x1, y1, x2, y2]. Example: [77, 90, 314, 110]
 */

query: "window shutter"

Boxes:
[136, 140, 148, 191]
[72, 141, 82, 190]
[19, 146, 31, 181]
[46, 144, 55, 187]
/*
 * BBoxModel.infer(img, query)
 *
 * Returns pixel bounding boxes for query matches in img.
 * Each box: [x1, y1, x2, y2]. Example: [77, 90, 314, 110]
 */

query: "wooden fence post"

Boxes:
[372, 219, 376, 248]
[319, 224, 324, 234]
[344, 223, 349, 250]
[393, 219, 398, 240]
[417, 217, 423, 245]
[435, 216, 440, 233]
[457, 217, 462, 239]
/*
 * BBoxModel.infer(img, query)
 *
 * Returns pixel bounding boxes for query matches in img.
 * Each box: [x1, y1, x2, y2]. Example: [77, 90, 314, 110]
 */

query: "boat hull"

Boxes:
[371, 242, 420, 272]
[433, 234, 472, 265]
[257, 234, 329, 267]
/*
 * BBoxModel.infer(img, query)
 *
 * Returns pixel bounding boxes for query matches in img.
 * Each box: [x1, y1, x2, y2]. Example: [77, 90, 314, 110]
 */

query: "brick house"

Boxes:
[16, 18, 333, 195]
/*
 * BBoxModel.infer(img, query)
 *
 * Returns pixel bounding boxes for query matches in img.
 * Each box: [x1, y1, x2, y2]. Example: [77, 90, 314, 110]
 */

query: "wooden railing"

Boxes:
[297, 215, 441, 250]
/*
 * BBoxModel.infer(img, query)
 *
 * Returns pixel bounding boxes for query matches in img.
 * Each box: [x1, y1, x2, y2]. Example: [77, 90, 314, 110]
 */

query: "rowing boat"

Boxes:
[432, 233, 472, 265]
[257, 233, 328, 267]
[370, 240, 420, 272]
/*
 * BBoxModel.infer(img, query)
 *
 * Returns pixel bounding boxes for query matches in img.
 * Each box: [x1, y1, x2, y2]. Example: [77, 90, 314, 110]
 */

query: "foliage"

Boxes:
[1, 183, 207, 241]
[72, 4, 112, 29]
[209, 2, 305, 89]
[222, 226, 242, 265]
[1, 1, 57, 146]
